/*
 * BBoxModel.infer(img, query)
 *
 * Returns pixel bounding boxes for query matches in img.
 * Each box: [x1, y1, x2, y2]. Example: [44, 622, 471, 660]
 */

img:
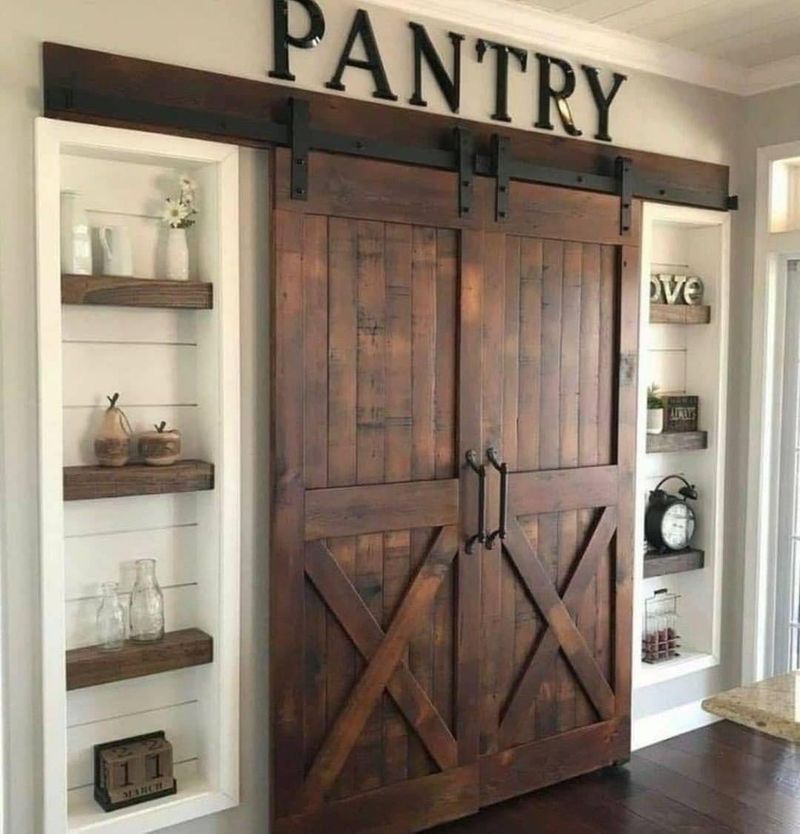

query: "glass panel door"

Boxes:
[775, 261, 800, 672]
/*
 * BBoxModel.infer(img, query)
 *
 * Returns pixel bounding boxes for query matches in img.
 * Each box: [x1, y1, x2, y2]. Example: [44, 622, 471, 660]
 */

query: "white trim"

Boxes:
[744, 55, 800, 97]
[633, 202, 730, 693]
[36, 117, 69, 834]
[636, 651, 719, 689]
[743, 139, 800, 684]
[632, 700, 721, 751]
[35, 118, 241, 834]
[367, 0, 800, 96]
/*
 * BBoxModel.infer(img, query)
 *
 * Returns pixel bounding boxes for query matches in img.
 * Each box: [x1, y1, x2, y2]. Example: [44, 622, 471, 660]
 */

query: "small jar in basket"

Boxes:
[642, 588, 680, 664]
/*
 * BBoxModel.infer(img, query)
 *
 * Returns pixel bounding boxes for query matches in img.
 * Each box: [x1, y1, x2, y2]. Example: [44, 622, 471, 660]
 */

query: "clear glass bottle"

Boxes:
[129, 559, 165, 642]
[96, 581, 126, 651]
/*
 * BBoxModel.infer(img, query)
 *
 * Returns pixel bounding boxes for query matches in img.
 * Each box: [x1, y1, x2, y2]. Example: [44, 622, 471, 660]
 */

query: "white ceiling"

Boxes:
[514, 0, 800, 68]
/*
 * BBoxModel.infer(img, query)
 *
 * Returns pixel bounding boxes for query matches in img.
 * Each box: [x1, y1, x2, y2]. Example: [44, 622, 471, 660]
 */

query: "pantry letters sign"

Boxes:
[270, 0, 628, 141]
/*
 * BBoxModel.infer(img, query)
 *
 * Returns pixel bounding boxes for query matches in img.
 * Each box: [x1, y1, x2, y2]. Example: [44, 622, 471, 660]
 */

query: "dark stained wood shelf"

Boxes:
[650, 304, 711, 324]
[66, 628, 213, 690]
[647, 431, 708, 454]
[644, 547, 705, 579]
[62, 274, 213, 309]
[64, 460, 214, 501]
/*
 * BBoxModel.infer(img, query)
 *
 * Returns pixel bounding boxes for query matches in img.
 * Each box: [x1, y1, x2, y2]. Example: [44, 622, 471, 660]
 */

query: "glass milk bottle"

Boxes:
[96, 582, 126, 651]
[129, 559, 165, 642]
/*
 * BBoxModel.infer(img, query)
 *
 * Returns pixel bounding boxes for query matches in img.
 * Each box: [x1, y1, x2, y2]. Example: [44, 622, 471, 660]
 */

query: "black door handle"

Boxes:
[486, 447, 508, 550]
[465, 450, 486, 554]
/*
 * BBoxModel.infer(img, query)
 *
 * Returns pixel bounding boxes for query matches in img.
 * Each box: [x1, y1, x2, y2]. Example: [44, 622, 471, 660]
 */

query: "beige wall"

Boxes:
[0, 1, 752, 831]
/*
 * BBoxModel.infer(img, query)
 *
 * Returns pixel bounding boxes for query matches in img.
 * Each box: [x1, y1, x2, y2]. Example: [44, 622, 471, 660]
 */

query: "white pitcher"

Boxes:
[99, 226, 134, 277]
[60, 190, 93, 275]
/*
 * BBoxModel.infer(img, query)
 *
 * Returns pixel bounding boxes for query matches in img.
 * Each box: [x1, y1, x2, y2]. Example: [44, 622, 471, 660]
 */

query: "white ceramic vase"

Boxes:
[647, 408, 664, 435]
[165, 227, 189, 281]
[60, 190, 93, 275]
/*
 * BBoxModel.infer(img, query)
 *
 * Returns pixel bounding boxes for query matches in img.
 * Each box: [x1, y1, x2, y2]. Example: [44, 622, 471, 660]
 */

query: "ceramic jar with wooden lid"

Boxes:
[139, 422, 182, 466]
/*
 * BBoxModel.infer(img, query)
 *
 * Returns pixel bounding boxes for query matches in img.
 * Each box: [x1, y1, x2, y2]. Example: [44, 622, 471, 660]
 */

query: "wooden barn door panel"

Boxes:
[475, 207, 639, 806]
[272, 150, 481, 834]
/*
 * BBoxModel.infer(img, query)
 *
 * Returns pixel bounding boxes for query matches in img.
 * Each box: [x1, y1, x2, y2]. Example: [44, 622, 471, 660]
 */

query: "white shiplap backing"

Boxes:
[38, 118, 240, 834]
[59, 149, 219, 826]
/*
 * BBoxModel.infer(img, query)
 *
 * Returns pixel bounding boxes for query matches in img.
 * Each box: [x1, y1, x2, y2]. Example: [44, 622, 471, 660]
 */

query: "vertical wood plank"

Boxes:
[409, 226, 437, 778]
[596, 245, 617, 682]
[435, 230, 458, 482]
[303, 215, 330, 766]
[576, 243, 602, 729]
[615, 244, 640, 752]
[433, 229, 458, 734]
[557, 240, 582, 734]
[515, 238, 543, 746]
[496, 236, 520, 746]
[327, 216, 359, 799]
[535, 239, 563, 740]
[411, 227, 438, 484]
[480, 232, 505, 756]
[457, 230, 483, 768]
[598, 246, 616, 468]
[517, 239, 542, 472]
[272, 208, 306, 813]
[354, 220, 387, 792]
[383, 223, 413, 784]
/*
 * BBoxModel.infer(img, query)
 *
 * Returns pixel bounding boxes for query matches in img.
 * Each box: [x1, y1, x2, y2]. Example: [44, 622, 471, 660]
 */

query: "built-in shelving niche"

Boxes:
[36, 118, 240, 834]
[634, 204, 729, 690]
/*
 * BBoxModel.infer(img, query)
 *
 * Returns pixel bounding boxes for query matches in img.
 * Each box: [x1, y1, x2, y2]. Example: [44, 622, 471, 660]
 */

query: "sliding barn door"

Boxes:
[271, 149, 482, 834]
[474, 185, 640, 805]
[272, 147, 640, 832]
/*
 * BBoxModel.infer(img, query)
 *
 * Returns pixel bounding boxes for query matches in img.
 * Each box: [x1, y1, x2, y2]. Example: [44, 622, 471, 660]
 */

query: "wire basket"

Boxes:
[642, 588, 680, 664]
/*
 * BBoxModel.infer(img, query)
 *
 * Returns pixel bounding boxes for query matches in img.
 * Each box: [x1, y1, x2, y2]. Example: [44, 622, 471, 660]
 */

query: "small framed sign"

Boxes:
[94, 731, 176, 812]
[662, 395, 699, 433]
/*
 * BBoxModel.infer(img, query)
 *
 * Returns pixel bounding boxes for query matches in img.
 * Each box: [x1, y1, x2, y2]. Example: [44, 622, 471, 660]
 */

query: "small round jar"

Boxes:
[139, 422, 182, 466]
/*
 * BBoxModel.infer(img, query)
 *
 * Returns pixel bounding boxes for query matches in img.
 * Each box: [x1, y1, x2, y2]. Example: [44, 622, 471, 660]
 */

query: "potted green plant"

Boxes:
[647, 384, 664, 435]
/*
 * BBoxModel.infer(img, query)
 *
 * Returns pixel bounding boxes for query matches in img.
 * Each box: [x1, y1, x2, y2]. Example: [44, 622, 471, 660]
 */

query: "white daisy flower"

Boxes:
[162, 198, 185, 228]
[162, 178, 199, 228]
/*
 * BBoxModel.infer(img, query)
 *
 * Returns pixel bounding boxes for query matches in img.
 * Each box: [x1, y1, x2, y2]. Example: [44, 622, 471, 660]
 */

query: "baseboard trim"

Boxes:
[632, 699, 721, 751]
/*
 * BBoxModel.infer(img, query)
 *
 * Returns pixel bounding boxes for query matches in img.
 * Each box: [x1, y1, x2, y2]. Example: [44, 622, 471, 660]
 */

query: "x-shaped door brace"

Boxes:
[299, 525, 459, 812]
[499, 506, 618, 748]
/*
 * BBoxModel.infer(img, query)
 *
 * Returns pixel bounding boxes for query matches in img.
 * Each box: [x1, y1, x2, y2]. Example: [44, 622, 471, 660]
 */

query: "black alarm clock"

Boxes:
[645, 475, 698, 553]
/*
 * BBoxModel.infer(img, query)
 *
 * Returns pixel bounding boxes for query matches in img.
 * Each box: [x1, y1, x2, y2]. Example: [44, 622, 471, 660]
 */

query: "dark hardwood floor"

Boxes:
[430, 721, 800, 833]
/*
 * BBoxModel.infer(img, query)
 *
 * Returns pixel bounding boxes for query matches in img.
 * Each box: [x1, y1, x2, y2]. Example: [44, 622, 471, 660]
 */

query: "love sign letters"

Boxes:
[650, 274, 705, 306]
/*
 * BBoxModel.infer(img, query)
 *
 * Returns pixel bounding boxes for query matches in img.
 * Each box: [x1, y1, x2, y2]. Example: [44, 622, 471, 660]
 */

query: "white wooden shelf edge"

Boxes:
[634, 650, 719, 689]
[68, 778, 236, 834]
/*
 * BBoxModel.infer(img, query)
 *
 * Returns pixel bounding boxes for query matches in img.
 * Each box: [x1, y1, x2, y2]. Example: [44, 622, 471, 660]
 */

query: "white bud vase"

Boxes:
[60, 190, 93, 275]
[165, 227, 189, 281]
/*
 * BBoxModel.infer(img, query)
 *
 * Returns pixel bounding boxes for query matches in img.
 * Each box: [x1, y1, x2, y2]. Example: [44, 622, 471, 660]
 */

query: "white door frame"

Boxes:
[743, 140, 800, 683]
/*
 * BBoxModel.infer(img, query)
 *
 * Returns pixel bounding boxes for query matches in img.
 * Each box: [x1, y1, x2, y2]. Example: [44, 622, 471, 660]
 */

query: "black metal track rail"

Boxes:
[44, 86, 737, 214]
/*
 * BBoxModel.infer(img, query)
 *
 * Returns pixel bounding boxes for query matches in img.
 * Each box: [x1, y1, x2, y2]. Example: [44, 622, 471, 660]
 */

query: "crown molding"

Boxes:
[743, 54, 800, 96]
[366, 0, 800, 98]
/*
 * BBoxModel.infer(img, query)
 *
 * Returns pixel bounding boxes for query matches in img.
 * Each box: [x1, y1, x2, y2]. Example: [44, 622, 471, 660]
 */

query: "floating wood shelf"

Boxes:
[62, 274, 213, 309]
[644, 548, 705, 579]
[63, 460, 214, 501]
[647, 431, 708, 454]
[66, 628, 213, 690]
[650, 304, 711, 324]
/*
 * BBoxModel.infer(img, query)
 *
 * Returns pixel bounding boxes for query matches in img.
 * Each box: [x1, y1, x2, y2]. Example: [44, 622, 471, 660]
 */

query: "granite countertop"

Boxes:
[702, 672, 800, 742]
